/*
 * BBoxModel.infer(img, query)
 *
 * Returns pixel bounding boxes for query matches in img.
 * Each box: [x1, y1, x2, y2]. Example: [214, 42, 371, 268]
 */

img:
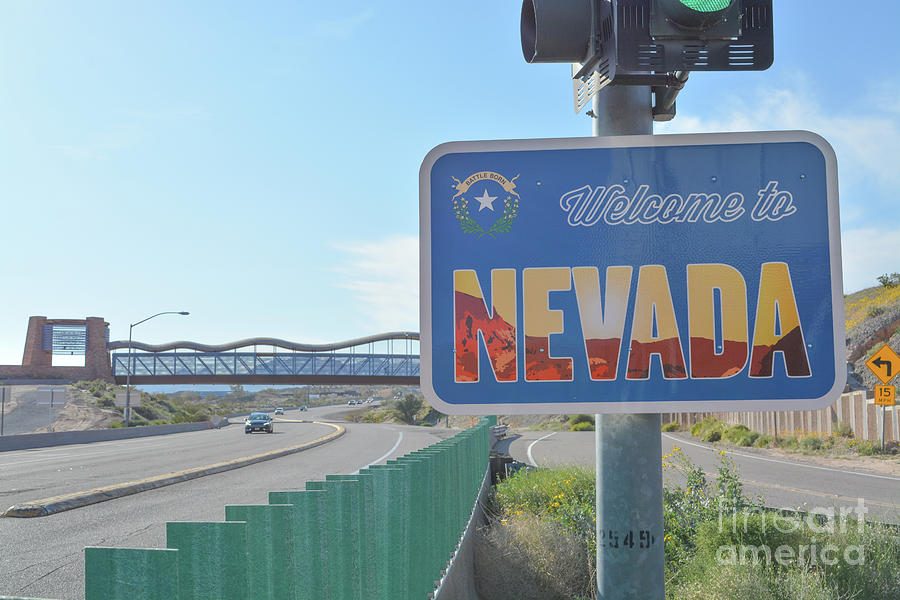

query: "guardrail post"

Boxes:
[326, 474, 369, 599]
[84, 547, 178, 600]
[392, 455, 430, 597]
[165, 521, 248, 600]
[364, 464, 407, 600]
[385, 458, 413, 599]
[224, 504, 294, 600]
[306, 479, 359, 600]
[268, 489, 329, 600]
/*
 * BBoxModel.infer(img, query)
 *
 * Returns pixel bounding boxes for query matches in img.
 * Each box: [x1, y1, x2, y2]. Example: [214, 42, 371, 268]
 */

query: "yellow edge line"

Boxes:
[2, 421, 345, 518]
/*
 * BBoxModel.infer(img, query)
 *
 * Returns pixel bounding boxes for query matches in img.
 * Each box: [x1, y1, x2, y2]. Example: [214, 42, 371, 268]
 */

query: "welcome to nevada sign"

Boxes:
[419, 131, 845, 415]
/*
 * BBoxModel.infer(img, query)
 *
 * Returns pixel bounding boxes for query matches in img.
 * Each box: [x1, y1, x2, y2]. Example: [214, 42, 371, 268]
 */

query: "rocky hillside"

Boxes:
[845, 279, 900, 389]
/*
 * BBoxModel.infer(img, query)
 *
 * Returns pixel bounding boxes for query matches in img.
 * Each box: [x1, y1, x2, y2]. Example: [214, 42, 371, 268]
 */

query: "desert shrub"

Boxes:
[799, 436, 824, 451]
[877, 272, 900, 288]
[702, 428, 722, 442]
[360, 411, 384, 423]
[694, 512, 809, 563]
[133, 403, 164, 421]
[733, 430, 759, 446]
[570, 420, 595, 432]
[753, 434, 773, 448]
[691, 416, 727, 442]
[662, 421, 681, 432]
[723, 425, 758, 446]
[475, 514, 593, 600]
[776, 436, 799, 450]
[392, 394, 423, 424]
[868, 304, 886, 317]
[833, 421, 852, 437]
[492, 466, 595, 532]
[690, 417, 716, 437]
[822, 519, 900, 599]
[855, 440, 881, 456]
[109, 421, 125, 428]
[674, 514, 900, 600]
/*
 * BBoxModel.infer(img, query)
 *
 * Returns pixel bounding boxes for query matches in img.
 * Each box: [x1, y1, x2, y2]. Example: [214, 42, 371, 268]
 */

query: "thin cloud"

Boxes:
[55, 123, 142, 161]
[657, 81, 900, 292]
[656, 84, 900, 192]
[314, 9, 376, 41]
[332, 235, 419, 332]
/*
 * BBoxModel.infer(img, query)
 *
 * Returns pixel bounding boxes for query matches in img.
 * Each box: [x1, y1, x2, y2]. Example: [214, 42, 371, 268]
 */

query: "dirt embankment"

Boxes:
[27, 400, 119, 433]
[1, 384, 120, 433]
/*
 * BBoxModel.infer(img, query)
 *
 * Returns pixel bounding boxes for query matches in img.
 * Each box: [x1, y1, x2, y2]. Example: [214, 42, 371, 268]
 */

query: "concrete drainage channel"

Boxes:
[432, 424, 515, 600]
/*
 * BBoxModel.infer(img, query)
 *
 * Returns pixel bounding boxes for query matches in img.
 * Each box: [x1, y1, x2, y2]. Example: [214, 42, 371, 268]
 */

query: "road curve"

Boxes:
[499, 429, 900, 524]
[0, 404, 455, 600]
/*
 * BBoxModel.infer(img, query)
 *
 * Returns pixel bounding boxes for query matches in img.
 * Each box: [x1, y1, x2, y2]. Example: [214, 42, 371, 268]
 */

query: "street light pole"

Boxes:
[125, 311, 189, 427]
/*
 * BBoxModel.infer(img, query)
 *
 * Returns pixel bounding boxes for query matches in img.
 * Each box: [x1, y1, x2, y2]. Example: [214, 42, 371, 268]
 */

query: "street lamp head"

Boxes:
[178, 311, 190, 315]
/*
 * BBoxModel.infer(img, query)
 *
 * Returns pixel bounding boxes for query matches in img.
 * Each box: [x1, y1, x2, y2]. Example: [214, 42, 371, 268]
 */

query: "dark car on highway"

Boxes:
[245, 412, 274, 434]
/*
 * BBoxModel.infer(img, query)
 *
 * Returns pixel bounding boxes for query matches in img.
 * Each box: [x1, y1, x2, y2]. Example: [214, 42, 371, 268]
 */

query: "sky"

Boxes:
[0, 1, 898, 365]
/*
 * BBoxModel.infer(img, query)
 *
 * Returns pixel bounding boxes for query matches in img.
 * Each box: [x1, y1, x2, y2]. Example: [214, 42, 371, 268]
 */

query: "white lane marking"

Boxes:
[526, 432, 556, 467]
[662, 432, 900, 482]
[4, 436, 168, 458]
[351, 431, 404, 475]
[0, 441, 169, 466]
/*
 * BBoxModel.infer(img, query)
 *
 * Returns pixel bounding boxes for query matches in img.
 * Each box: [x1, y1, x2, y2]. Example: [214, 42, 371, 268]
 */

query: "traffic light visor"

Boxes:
[520, 0, 592, 63]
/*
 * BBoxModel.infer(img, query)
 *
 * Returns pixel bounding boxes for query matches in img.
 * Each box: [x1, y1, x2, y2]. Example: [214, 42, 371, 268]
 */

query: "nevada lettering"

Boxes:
[453, 263, 811, 383]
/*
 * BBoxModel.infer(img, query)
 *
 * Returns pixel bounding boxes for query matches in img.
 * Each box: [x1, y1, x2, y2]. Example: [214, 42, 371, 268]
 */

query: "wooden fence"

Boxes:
[663, 390, 898, 443]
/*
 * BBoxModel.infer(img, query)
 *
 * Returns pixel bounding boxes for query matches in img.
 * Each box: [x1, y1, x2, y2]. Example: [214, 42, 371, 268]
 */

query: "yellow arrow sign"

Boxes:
[865, 344, 900, 384]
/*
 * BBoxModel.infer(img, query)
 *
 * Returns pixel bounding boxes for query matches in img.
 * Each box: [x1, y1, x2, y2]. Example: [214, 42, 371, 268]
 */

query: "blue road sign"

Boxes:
[419, 131, 844, 415]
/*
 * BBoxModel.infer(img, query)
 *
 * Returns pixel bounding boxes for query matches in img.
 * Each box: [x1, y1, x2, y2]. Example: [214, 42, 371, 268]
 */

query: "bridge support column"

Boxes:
[22, 316, 52, 367]
[85, 316, 114, 381]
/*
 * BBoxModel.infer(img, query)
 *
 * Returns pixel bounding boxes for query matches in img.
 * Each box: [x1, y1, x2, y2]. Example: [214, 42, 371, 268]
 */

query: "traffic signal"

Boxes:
[520, 0, 594, 64]
[521, 0, 773, 113]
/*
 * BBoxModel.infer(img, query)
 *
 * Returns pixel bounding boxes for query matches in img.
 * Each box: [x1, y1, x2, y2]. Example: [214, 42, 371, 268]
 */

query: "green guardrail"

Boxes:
[6, 417, 494, 600]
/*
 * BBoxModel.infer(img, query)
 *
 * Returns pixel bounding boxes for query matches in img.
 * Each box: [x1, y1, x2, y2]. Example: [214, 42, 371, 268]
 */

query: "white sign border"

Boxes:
[419, 130, 845, 415]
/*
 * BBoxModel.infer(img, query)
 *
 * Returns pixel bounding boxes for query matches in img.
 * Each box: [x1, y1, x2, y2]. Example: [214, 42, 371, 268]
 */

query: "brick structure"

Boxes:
[0, 316, 114, 382]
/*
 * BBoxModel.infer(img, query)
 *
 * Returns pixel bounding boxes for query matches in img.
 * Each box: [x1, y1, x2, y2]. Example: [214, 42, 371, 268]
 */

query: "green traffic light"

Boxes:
[677, 0, 731, 12]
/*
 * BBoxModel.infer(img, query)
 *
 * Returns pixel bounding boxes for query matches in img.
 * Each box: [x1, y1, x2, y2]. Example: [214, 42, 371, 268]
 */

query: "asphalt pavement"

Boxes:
[500, 429, 900, 523]
[0, 404, 452, 600]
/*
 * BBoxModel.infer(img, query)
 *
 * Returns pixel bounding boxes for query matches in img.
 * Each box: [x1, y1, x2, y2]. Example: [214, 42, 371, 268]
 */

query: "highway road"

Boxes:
[0, 404, 452, 600]
[499, 429, 900, 524]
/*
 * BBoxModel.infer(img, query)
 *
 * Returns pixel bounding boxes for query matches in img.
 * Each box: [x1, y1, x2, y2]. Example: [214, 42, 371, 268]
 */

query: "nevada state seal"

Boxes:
[451, 171, 519, 238]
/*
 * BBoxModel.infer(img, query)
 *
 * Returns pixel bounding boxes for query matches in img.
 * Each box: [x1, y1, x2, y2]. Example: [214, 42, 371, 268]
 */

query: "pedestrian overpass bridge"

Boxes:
[107, 331, 420, 385]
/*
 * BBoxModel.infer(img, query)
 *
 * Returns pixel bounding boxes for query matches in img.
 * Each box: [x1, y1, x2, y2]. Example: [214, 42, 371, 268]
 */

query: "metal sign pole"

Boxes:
[1, 386, 6, 436]
[48, 388, 55, 432]
[592, 85, 665, 599]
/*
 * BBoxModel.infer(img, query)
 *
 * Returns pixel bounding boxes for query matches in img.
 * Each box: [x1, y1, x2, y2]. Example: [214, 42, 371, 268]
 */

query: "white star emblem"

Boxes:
[473, 188, 498, 212]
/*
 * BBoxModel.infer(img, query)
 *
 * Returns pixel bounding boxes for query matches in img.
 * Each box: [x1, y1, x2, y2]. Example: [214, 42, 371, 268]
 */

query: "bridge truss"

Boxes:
[108, 332, 420, 385]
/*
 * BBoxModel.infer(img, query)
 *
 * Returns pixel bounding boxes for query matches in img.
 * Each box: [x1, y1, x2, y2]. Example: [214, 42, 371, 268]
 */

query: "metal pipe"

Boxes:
[125, 311, 189, 427]
[592, 84, 665, 599]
